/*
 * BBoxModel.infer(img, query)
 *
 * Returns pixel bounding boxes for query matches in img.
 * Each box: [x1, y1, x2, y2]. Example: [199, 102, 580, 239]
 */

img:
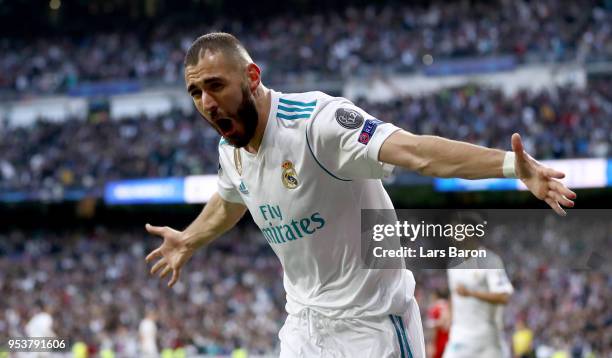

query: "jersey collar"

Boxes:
[241, 89, 280, 159]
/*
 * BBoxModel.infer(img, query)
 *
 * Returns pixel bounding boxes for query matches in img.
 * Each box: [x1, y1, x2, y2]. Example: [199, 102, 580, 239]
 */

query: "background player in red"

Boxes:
[427, 289, 451, 358]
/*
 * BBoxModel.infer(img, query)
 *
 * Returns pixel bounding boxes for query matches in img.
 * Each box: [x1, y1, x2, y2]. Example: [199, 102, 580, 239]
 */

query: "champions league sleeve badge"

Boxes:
[358, 119, 382, 145]
[281, 160, 299, 189]
[335, 108, 364, 129]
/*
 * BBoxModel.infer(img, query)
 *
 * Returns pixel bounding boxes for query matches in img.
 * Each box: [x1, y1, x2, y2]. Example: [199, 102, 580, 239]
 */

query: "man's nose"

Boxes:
[201, 93, 218, 114]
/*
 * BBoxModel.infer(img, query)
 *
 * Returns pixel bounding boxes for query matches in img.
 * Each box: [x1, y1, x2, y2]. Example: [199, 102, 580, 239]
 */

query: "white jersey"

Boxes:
[138, 318, 158, 355]
[447, 251, 513, 345]
[217, 90, 415, 318]
[25, 312, 54, 337]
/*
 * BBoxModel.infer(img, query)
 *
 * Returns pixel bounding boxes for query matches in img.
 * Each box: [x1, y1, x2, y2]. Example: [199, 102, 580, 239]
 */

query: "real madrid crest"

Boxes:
[281, 160, 299, 189]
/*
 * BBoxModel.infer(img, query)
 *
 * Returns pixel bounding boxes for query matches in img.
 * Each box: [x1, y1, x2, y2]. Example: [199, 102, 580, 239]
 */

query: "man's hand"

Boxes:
[145, 223, 195, 288]
[456, 284, 471, 297]
[512, 133, 577, 216]
[142, 193, 246, 288]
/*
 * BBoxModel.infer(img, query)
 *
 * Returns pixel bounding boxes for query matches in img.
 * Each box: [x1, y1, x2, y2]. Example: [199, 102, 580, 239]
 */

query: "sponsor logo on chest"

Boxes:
[257, 204, 326, 245]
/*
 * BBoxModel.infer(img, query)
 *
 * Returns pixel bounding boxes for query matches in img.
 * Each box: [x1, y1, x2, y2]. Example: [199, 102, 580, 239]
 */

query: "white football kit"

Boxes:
[217, 90, 424, 357]
[25, 312, 55, 337]
[444, 251, 514, 358]
[138, 318, 158, 357]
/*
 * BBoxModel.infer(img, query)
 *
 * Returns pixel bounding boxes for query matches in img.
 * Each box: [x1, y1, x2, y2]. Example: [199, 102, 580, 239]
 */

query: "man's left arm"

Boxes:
[379, 130, 577, 215]
[457, 265, 514, 305]
[456, 285, 510, 305]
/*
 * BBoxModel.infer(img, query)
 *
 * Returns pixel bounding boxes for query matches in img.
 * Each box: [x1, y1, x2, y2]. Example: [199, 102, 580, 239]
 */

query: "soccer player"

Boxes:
[444, 251, 514, 358]
[427, 289, 450, 358]
[25, 301, 55, 338]
[144, 32, 576, 357]
[138, 309, 159, 357]
[24, 302, 56, 358]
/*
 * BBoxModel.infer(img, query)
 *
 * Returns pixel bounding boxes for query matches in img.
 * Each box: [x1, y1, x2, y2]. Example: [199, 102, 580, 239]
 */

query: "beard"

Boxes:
[224, 85, 259, 148]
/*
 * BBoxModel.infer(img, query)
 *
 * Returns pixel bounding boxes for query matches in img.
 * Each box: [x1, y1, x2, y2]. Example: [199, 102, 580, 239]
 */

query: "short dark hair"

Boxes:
[435, 288, 449, 299]
[184, 32, 251, 68]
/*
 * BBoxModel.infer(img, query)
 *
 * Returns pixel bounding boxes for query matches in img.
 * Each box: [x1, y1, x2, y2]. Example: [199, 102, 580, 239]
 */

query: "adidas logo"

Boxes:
[239, 181, 249, 195]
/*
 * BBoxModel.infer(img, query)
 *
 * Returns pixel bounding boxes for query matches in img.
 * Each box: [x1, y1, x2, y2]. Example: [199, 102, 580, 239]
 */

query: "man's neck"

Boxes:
[244, 85, 271, 154]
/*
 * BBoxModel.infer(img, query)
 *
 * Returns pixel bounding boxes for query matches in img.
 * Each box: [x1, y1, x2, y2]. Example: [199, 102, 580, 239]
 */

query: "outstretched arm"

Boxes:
[456, 284, 510, 305]
[178, 192, 247, 250]
[145, 192, 247, 287]
[379, 131, 576, 215]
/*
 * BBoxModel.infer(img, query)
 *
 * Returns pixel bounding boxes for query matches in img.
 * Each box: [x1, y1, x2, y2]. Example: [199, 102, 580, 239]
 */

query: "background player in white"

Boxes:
[25, 301, 55, 338]
[444, 213, 513, 358]
[445, 255, 513, 358]
[23, 301, 55, 358]
[144, 33, 575, 357]
[138, 309, 159, 357]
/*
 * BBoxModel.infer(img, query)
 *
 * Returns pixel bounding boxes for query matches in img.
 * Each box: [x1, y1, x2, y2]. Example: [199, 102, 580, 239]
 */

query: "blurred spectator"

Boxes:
[513, 319, 535, 358]
[0, 219, 610, 356]
[0, 0, 610, 95]
[0, 109, 219, 192]
[361, 81, 612, 161]
[1, 81, 610, 194]
[0, 226, 285, 356]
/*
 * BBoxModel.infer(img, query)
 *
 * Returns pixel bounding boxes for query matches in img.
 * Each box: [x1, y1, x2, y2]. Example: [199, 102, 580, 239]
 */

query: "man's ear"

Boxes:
[245, 63, 261, 92]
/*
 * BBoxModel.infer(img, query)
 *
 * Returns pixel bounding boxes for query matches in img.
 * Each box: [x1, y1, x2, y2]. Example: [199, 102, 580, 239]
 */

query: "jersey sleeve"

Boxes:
[307, 99, 401, 180]
[485, 267, 514, 295]
[217, 153, 244, 204]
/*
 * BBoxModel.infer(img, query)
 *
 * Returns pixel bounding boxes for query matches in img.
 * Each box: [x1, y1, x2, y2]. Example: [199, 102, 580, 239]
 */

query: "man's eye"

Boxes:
[191, 89, 202, 98]
[209, 83, 223, 91]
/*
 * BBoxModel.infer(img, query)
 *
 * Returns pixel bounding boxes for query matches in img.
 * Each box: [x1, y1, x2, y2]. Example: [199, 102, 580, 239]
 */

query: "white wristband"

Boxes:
[503, 152, 517, 178]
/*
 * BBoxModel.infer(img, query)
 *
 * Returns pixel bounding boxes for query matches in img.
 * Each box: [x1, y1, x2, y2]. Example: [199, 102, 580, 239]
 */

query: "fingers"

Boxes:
[542, 167, 565, 179]
[145, 223, 166, 236]
[168, 267, 182, 288]
[148, 258, 180, 288]
[145, 248, 162, 263]
[150, 259, 166, 275]
[159, 266, 172, 280]
[549, 180, 577, 200]
[545, 178, 575, 216]
[511, 133, 526, 159]
[548, 190, 574, 208]
[545, 197, 567, 217]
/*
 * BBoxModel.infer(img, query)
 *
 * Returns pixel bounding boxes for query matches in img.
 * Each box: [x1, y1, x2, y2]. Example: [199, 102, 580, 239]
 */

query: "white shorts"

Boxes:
[279, 297, 425, 358]
[443, 341, 504, 358]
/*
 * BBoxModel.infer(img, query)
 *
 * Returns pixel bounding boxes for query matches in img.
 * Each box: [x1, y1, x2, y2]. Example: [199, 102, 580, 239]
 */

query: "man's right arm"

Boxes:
[182, 192, 248, 250]
[145, 192, 247, 287]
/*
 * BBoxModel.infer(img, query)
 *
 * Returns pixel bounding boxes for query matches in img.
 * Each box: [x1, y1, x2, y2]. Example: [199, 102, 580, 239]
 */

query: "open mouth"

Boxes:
[216, 118, 233, 134]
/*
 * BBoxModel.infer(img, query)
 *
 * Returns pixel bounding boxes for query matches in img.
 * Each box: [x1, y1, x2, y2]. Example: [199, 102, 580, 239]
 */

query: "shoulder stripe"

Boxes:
[277, 112, 312, 120]
[278, 105, 314, 113]
[219, 138, 229, 146]
[279, 98, 317, 107]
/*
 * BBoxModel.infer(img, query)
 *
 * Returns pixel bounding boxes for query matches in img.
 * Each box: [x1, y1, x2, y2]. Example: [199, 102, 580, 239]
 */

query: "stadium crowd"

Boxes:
[0, 220, 609, 357]
[1, 0, 610, 95]
[1, 81, 610, 193]
[0, 226, 286, 356]
[1, 1, 610, 357]
[0, 110, 220, 192]
[361, 81, 612, 161]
